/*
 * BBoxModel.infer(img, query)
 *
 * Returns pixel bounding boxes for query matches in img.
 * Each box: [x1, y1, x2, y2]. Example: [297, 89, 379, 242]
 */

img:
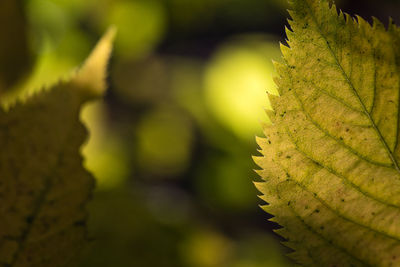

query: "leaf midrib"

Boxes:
[302, 0, 400, 173]
[278, 63, 400, 241]
[8, 98, 80, 267]
[274, 158, 392, 266]
[285, 127, 400, 240]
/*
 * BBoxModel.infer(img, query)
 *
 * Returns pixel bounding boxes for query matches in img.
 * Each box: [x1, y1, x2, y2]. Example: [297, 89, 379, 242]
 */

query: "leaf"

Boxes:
[0, 0, 33, 93]
[254, 0, 400, 266]
[0, 27, 115, 267]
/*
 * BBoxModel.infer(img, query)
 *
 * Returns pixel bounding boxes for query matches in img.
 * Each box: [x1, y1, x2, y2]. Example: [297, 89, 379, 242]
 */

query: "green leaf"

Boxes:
[254, 0, 400, 266]
[0, 0, 33, 93]
[0, 27, 115, 266]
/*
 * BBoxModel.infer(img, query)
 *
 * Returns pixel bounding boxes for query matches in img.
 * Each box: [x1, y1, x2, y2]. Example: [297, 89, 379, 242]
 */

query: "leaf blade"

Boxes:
[256, 0, 400, 265]
[0, 29, 115, 267]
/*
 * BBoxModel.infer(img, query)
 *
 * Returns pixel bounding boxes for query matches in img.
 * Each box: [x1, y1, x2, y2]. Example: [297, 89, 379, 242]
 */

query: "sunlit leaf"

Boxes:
[255, 0, 400, 265]
[0, 28, 115, 266]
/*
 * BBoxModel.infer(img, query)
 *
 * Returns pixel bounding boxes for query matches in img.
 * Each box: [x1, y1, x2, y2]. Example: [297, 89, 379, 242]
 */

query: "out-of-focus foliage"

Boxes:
[180, 228, 294, 267]
[0, 0, 33, 93]
[0, 28, 114, 266]
[76, 188, 186, 267]
[18, 0, 92, 97]
[81, 101, 130, 190]
[181, 230, 234, 267]
[196, 152, 258, 211]
[102, 0, 166, 59]
[204, 36, 280, 140]
[135, 105, 193, 176]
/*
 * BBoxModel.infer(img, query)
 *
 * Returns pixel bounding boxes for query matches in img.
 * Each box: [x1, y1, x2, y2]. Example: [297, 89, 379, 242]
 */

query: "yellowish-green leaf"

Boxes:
[0, 27, 115, 267]
[254, 0, 400, 266]
[0, 0, 33, 93]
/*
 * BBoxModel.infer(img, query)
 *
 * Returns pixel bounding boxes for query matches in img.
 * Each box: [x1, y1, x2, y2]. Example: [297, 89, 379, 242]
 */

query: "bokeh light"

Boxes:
[181, 230, 234, 267]
[204, 36, 281, 140]
[104, 0, 166, 59]
[135, 105, 194, 177]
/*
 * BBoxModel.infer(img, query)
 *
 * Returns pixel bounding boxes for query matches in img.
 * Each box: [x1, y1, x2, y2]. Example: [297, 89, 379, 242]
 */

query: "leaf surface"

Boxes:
[0, 28, 115, 267]
[254, 0, 400, 266]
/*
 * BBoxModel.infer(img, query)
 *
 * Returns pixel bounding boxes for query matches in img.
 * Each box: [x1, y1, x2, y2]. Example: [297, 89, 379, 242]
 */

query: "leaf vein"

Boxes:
[302, 0, 400, 172]
[302, 78, 364, 114]
[9, 107, 78, 266]
[285, 67, 393, 169]
[277, 159, 400, 247]
[282, 201, 368, 266]
[286, 128, 400, 209]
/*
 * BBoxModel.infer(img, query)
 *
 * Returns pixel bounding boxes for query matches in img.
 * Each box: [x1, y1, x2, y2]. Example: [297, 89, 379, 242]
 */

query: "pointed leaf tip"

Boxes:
[75, 26, 117, 99]
[0, 26, 116, 266]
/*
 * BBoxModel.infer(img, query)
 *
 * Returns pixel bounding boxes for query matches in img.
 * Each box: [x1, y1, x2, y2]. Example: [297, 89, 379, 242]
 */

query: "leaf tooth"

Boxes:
[326, 0, 339, 17]
[345, 12, 356, 25]
[372, 16, 385, 30]
[274, 228, 289, 240]
[252, 156, 265, 169]
[265, 109, 276, 124]
[253, 168, 264, 178]
[284, 26, 295, 45]
[256, 188, 272, 203]
[255, 136, 268, 149]
[259, 205, 273, 217]
[284, 245, 304, 254]
[0, 76, 69, 112]
[273, 76, 292, 100]
[273, 76, 283, 90]
[273, 57, 288, 75]
[268, 93, 282, 111]
[258, 194, 270, 204]
[269, 216, 282, 225]
[338, 10, 345, 21]
[287, 9, 296, 23]
[254, 181, 266, 192]
[354, 15, 368, 31]
[286, 251, 316, 266]
[388, 17, 395, 31]
[388, 17, 399, 32]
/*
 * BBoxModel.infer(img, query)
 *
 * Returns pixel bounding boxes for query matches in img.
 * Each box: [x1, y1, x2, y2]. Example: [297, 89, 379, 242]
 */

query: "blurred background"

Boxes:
[3, 0, 400, 266]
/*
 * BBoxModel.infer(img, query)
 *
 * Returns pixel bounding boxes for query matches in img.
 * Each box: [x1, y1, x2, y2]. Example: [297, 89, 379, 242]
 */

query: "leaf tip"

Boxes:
[74, 26, 117, 99]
